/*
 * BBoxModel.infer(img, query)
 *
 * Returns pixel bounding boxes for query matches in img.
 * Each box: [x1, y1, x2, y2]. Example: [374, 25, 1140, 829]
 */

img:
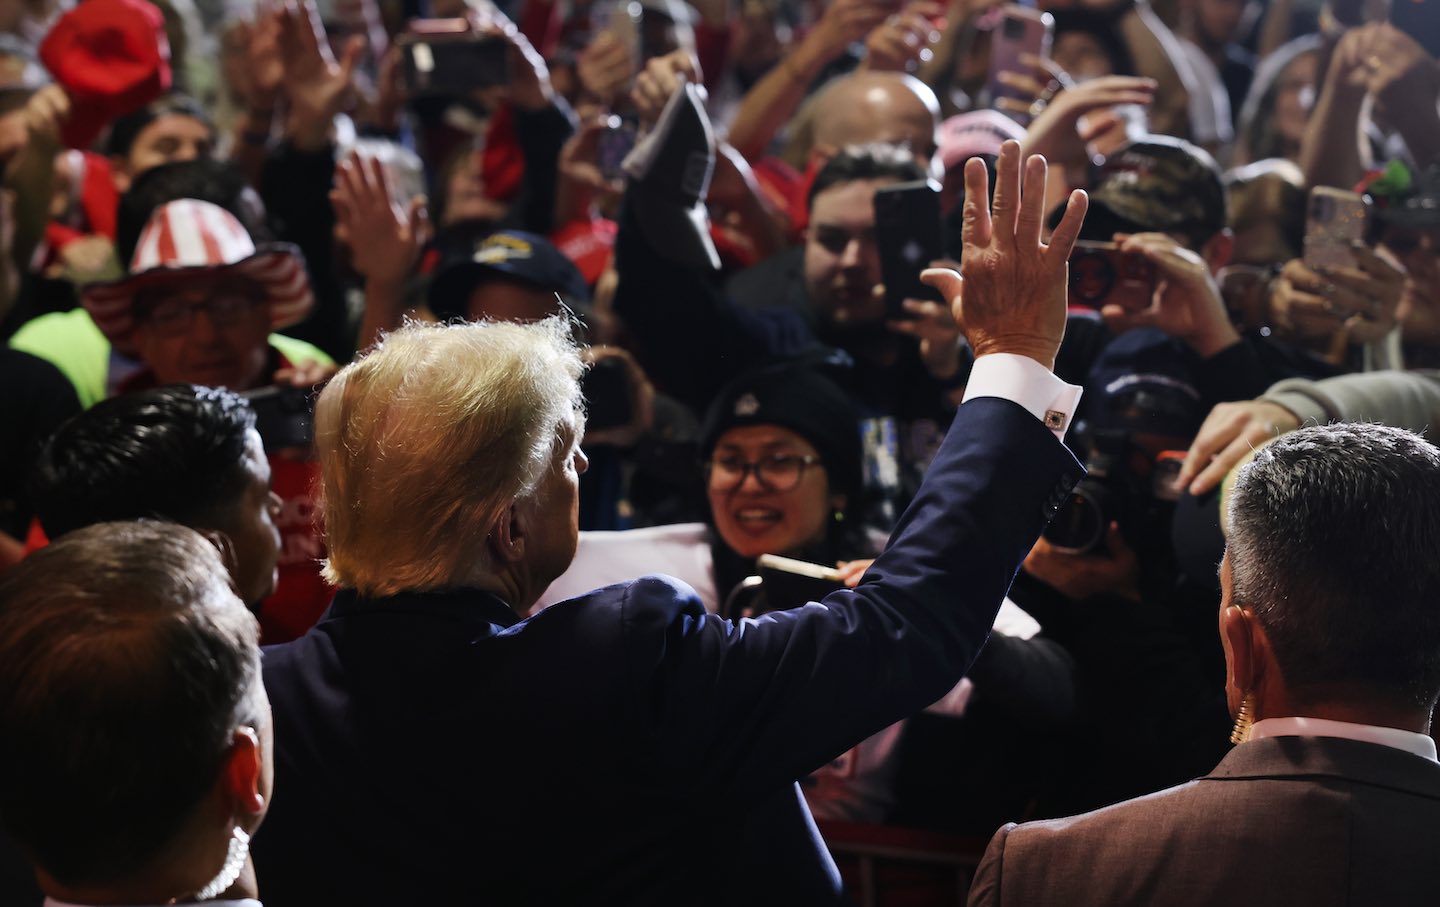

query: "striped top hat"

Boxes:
[82, 198, 313, 343]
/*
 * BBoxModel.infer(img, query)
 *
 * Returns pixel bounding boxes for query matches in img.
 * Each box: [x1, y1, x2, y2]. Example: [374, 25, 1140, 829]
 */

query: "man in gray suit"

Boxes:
[969, 421, 1440, 907]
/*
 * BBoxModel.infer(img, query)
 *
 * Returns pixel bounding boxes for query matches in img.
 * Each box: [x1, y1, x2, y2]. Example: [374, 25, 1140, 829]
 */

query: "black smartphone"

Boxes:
[582, 357, 633, 433]
[398, 26, 511, 98]
[242, 386, 315, 452]
[757, 554, 846, 612]
[873, 180, 946, 321]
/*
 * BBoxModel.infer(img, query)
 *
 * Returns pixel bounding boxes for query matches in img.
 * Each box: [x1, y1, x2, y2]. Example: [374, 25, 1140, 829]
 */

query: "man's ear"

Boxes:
[1202, 228, 1234, 274]
[486, 502, 527, 566]
[224, 727, 265, 819]
[1221, 605, 1266, 710]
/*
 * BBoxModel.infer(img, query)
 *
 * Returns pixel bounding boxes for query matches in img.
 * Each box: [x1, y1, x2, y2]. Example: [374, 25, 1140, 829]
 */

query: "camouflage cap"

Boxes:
[1087, 136, 1227, 247]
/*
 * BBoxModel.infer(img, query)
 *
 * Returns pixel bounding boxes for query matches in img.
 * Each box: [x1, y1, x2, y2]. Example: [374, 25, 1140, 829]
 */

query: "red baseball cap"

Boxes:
[39, 0, 173, 149]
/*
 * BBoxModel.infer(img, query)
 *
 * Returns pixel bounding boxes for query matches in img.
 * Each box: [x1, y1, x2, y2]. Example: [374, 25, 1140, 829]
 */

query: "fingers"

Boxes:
[1178, 403, 1293, 495]
[1348, 242, 1408, 283]
[921, 268, 963, 303]
[1045, 188, 1088, 262]
[989, 140, 1021, 247]
[960, 156, 993, 248]
[1017, 153, 1047, 250]
[407, 195, 432, 242]
[835, 558, 873, 588]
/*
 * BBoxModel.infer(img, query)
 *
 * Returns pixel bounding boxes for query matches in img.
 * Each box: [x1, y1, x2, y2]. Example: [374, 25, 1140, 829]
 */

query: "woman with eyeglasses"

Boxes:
[698, 362, 870, 615]
[539, 360, 1074, 828]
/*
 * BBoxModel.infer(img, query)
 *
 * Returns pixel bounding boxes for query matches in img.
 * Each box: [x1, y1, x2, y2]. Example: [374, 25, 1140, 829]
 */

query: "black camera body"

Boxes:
[1043, 428, 1184, 555]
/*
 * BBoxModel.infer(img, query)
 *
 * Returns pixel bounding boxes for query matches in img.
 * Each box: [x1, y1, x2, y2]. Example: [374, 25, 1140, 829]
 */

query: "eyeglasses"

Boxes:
[139, 293, 263, 337]
[706, 453, 822, 493]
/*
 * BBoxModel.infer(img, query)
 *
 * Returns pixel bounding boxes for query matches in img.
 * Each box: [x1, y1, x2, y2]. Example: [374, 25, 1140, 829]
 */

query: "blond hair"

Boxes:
[315, 318, 585, 596]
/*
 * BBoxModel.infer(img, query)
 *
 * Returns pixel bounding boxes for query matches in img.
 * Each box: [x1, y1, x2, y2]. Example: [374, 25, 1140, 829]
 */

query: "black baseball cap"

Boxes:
[1068, 136, 1227, 248]
[428, 230, 590, 321]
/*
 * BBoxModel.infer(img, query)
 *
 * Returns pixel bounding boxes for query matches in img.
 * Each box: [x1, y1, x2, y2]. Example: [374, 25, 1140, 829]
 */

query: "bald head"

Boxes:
[810, 72, 941, 165]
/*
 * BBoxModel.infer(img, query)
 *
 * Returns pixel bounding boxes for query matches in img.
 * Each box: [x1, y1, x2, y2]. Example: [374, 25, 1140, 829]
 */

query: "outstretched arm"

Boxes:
[636, 143, 1090, 795]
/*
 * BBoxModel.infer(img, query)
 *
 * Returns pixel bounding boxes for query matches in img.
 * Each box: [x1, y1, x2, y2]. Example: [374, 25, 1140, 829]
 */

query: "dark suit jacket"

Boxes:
[252, 397, 1081, 906]
[969, 735, 1440, 907]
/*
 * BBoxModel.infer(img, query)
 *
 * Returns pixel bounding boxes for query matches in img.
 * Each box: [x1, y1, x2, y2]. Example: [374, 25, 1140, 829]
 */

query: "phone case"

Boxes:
[987, 5, 1054, 125]
[1303, 188, 1368, 271]
[873, 180, 946, 321]
[1068, 240, 1156, 313]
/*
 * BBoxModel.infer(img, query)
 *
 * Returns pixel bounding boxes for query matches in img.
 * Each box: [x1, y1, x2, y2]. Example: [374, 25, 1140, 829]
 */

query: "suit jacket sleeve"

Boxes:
[967, 822, 1016, 907]
[621, 396, 1084, 798]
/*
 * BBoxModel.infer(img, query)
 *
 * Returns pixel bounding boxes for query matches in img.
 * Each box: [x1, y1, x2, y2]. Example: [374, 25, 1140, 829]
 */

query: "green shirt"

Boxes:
[9, 308, 334, 408]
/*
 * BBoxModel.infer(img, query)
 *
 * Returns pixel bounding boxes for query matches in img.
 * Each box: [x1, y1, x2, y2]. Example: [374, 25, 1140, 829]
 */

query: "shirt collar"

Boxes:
[1249, 716, 1438, 763]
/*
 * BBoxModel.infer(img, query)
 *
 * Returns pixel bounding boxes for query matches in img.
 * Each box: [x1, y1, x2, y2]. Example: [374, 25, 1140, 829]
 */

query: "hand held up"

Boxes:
[921, 140, 1087, 372]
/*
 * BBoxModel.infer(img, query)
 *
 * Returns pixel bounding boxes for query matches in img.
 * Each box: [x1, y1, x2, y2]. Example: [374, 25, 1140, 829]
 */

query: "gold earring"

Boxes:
[1230, 691, 1256, 745]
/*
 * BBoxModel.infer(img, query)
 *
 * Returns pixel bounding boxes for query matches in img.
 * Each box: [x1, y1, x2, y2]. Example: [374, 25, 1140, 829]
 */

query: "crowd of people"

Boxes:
[0, 0, 1438, 902]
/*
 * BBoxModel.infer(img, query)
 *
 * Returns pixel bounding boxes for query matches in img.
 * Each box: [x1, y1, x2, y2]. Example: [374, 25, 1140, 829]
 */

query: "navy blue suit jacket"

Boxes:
[253, 397, 1082, 905]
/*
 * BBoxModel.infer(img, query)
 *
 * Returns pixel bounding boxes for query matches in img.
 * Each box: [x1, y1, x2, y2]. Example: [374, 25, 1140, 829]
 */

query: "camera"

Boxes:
[1043, 427, 1186, 555]
[397, 23, 511, 99]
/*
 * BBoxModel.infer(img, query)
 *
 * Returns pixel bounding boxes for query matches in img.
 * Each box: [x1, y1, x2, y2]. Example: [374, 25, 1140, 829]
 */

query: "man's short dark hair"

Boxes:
[32, 385, 257, 539]
[103, 93, 216, 159]
[115, 158, 272, 265]
[0, 521, 260, 886]
[808, 143, 928, 210]
[1227, 423, 1440, 710]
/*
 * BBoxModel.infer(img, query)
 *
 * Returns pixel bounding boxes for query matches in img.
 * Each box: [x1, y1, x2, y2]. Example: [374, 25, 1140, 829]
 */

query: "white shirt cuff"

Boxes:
[961, 353, 1083, 441]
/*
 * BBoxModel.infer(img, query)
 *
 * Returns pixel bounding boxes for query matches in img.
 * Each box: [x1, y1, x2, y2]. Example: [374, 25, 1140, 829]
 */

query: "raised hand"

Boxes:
[861, 1, 944, 73]
[631, 50, 702, 129]
[330, 150, 430, 287]
[1101, 232, 1239, 358]
[1022, 75, 1156, 169]
[1177, 399, 1301, 496]
[922, 140, 1087, 371]
[279, 0, 363, 152]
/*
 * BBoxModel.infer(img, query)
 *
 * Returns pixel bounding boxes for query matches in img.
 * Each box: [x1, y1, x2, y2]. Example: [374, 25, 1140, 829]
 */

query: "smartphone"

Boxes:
[242, 386, 315, 452]
[986, 5, 1054, 126]
[756, 554, 846, 612]
[397, 23, 511, 98]
[582, 356, 633, 433]
[597, 117, 638, 183]
[1068, 240, 1157, 312]
[873, 180, 946, 321]
[1303, 187, 1369, 272]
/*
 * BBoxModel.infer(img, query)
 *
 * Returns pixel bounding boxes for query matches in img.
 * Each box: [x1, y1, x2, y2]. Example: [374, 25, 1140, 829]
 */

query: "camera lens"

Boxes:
[1043, 481, 1110, 554]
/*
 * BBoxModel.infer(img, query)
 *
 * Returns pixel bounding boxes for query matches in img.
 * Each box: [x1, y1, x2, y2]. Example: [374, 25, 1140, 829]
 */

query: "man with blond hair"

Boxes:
[253, 143, 1090, 906]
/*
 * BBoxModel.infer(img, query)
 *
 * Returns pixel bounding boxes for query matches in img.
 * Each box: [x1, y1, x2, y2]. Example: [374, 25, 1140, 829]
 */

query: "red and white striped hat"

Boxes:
[81, 198, 313, 343]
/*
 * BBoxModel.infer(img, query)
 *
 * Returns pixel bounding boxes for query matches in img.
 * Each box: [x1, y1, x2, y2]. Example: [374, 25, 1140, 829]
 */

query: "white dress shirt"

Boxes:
[45, 901, 261, 907]
[962, 352, 1083, 441]
[1249, 716, 1439, 763]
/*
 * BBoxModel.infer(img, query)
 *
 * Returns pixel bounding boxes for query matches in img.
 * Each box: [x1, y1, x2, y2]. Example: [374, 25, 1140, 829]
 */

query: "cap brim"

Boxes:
[81, 244, 314, 344]
[629, 190, 721, 272]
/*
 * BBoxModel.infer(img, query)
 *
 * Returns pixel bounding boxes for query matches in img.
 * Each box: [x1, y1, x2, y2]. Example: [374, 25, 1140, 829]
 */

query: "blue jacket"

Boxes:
[252, 396, 1083, 905]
